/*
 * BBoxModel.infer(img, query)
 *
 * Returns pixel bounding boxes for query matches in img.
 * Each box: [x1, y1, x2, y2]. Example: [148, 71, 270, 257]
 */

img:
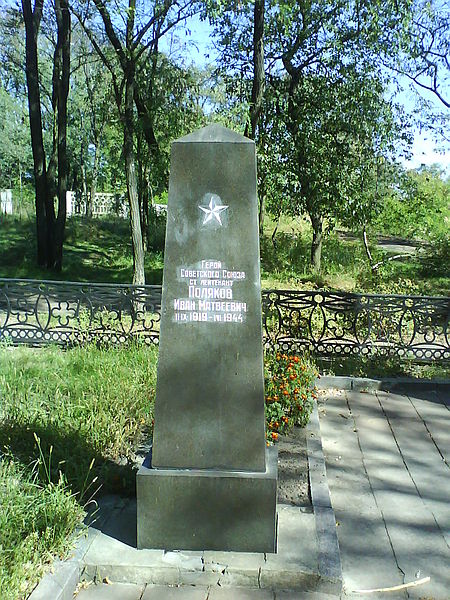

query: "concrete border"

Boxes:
[307, 402, 342, 595]
[28, 529, 97, 600]
[317, 375, 449, 393]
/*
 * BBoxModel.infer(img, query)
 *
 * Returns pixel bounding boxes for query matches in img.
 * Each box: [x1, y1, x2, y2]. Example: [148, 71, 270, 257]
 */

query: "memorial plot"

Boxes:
[137, 124, 277, 552]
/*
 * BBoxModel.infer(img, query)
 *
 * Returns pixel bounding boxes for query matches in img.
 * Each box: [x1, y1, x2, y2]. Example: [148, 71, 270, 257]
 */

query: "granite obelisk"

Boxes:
[137, 124, 277, 552]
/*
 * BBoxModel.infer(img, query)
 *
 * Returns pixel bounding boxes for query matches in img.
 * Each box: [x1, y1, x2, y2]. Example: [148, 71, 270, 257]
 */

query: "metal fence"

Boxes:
[0, 279, 448, 361]
[0, 279, 161, 347]
[262, 289, 449, 361]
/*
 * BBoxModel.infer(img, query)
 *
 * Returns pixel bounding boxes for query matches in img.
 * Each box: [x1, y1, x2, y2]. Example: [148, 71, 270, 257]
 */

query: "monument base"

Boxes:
[137, 446, 278, 553]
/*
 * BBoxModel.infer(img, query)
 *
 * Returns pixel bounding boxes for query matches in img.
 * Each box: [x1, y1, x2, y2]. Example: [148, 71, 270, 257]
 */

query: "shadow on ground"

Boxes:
[0, 420, 138, 499]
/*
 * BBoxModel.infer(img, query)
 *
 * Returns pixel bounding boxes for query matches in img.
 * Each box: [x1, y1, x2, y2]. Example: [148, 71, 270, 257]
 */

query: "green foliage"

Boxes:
[147, 206, 167, 252]
[0, 340, 158, 598]
[419, 234, 449, 279]
[0, 458, 84, 600]
[317, 355, 450, 380]
[0, 343, 158, 494]
[262, 71, 409, 237]
[259, 218, 449, 296]
[374, 165, 450, 240]
[264, 351, 318, 443]
[0, 86, 32, 189]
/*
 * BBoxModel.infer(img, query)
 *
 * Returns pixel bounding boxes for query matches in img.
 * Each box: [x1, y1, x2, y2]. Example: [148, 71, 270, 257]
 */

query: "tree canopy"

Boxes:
[0, 0, 448, 277]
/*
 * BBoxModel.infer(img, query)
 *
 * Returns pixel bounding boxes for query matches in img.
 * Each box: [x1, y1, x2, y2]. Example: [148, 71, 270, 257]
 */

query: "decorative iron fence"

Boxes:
[0, 279, 448, 361]
[0, 279, 161, 347]
[263, 290, 449, 361]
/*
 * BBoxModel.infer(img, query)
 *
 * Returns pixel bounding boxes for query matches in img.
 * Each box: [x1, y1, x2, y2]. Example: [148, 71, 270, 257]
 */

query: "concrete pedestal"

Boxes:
[137, 446, 278, 552]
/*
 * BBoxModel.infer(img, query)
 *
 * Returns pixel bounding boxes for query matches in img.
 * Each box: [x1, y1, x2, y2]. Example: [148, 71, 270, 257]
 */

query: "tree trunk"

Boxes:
[22, 0, 69, 271]
[89, 145, 99, 219]
[245, 0, 265, 140]
[362, 223, 373, 265]
[310, 214, 323, 272]
[124, 66, 145, 285]
[21, 0, 47, 266]
[53, 0, 70, 272]
[81, 160, 89, 215]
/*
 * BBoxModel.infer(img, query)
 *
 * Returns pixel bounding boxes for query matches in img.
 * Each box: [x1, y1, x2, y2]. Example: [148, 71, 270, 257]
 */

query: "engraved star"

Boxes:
[199, 196, 228, 226]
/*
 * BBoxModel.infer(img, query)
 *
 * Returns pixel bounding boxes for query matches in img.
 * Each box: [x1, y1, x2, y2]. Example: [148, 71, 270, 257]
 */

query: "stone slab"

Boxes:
[319, 392, 406, 596]
[307, 402, 342, 595]
[340, 389, 450, 600]
[28, 559, 79, 600]
[137, 446, 278, 552]
[152, 123, 266, 473]
[376, 391, 450, 545]
[75, 582, 145, 600]
[405, 392, 450, 463]
[277, 592, 339, 600]
[82, 504, 322, 590]
[142, 585, 209, 599]
[208, 588, 274, 599]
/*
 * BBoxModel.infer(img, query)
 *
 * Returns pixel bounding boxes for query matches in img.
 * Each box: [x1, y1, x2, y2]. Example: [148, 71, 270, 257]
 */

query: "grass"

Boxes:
[0, 343, 158, 492]
[1, 214, 448, 295]
[0, 216, 164, 284]
[0, 342, 158, 598]
[317, 356, 450, 380]
[0, 458, 84, 600]
[260, 217, 449, 296]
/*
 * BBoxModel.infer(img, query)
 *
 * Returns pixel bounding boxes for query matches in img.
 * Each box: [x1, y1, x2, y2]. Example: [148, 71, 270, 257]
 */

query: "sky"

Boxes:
[405, 133, 450, 174]
[177, 14, 449, 177]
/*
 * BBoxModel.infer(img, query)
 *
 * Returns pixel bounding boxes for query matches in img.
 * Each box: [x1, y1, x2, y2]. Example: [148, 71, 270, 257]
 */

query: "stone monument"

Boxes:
[137, 124, 277, 552]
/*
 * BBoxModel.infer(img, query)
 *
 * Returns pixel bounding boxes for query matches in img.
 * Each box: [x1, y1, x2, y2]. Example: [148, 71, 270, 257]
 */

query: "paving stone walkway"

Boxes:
[74, 583, 337, 599]
[73, 384, 449, 599]
[319, 385, 449, 600]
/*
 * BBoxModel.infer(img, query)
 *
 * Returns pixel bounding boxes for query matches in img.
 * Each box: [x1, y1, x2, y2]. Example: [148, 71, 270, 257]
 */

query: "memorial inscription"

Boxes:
[136, 124, 277, 553]
[174, 259, 247, 324]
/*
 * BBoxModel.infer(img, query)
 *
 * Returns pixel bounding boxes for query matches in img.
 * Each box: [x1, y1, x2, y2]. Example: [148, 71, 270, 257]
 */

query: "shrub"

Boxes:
[264, 351, 318, 443]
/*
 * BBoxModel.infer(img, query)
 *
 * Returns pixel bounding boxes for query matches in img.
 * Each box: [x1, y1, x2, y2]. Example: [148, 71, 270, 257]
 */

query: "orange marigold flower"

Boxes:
[271, 432, 279, 441]
[301, 393, 307, 400]
[273, 395, 279, 401]
[282, 416, 289, 423]
[290, 374, 296, 380]
[283, 390, 289, 396]
[293, 356, 299, 363]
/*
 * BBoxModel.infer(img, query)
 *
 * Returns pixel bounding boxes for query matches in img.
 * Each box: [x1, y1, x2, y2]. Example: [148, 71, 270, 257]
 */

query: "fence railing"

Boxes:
[262, 289, 449, 361]
[1, 279, 448, 361]
[0, 279, 161, 347]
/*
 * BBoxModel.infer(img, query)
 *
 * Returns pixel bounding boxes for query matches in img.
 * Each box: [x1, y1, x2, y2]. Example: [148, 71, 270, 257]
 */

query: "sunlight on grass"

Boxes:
[0, 458, 84, 600]
[0, 214, 448, 294]
[0, 342, 158, 599]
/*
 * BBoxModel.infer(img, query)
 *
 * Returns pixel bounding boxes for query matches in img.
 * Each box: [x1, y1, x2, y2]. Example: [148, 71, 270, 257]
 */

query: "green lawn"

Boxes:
[0, 342, 157, 599]
[0, 216, 164, 284]
[1, 215, 448, 295]
[260, 217, 449, 296]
